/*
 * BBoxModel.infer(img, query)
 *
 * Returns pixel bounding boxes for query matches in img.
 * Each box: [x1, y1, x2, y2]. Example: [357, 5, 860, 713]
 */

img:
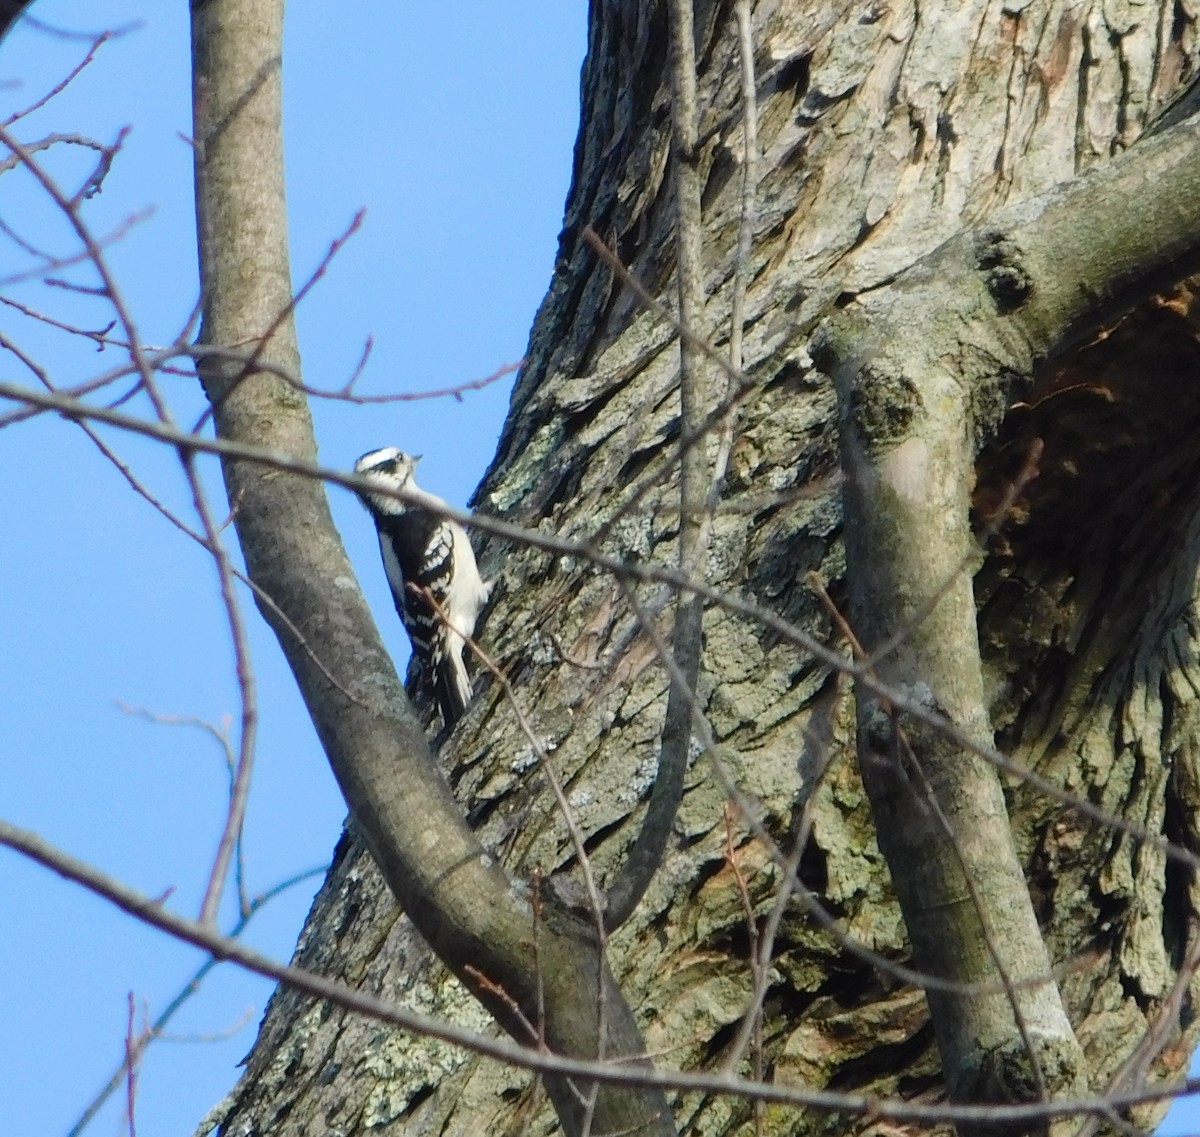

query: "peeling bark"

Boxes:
[205, 1, 1200, 1135]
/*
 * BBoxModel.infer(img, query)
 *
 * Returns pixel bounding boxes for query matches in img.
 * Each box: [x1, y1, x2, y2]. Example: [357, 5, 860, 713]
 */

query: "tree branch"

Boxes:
[813, 103, 1200, 1123]
[4, 815, 1193, 1131]
[186, 3, 672, 1133]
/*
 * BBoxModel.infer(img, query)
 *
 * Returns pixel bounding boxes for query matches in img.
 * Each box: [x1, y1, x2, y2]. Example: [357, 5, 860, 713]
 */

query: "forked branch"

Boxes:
[815, 104, 1200, 1122]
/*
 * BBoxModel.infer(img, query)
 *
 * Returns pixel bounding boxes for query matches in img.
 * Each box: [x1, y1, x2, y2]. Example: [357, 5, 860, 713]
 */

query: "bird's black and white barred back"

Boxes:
[353, 447, 492, 729]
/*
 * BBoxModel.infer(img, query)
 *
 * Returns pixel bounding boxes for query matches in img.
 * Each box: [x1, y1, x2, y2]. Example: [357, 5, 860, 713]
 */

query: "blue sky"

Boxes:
[3, 4, 1199, 1137]
[0, 3, 585, 1133]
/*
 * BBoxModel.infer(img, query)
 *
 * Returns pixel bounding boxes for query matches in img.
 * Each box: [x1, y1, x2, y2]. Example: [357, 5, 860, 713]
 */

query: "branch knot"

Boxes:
[977, 230, 1033, 313]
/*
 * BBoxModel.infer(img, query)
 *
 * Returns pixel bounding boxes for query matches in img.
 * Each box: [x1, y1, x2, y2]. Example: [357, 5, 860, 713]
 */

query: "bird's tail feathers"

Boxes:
[433, 652, 472, 730]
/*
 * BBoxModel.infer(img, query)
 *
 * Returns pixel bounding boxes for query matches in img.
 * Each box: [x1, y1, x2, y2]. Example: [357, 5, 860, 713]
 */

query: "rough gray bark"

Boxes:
[204, 1, 1200, 1135]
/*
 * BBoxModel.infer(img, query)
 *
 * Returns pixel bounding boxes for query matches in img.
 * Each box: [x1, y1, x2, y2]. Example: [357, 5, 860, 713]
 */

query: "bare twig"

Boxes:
[0, 128, 263, 929]
[192, 210, 365, 431]
[1, 293, 117, 345]
[580, 228, 759, 552]
[0, 129, 116, 177]
[581, 228, 744, 391]
[119, 707, 250, 915]
[15, 13, 140, 43]
[727, 1, 758, 382]
[0, 204, 153, 288]
[463, 965, 541, 1045]
[187, 450, 259, 928]
[721, 805, 765, 1136]
[124, 993, 139, 1137]
[3, 31, 109, 126]
[429, 588, 612, 1078]
[720, 708, 841, 1079]
[602, 0, 710, 936]
[72, 124, 128, 205]
[292, 354, 522, 405]
[67, 864, 326, 1137]
[4, 817, 1199, 1126]
[531, 868, 548, 1048]
[157, 1006, 256, 1044]
[702, 0, 759, 534]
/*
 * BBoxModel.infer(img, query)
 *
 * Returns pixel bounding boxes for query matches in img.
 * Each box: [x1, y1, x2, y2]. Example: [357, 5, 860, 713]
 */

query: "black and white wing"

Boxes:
[378, 510, 473, 728]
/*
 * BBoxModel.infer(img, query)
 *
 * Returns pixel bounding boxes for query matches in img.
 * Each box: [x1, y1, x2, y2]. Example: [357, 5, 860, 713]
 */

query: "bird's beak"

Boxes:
[414, 454, 423, 463]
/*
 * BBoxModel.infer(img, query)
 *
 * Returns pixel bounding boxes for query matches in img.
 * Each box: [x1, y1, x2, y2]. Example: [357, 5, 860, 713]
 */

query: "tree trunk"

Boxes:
[203, 1, 1200, 1134]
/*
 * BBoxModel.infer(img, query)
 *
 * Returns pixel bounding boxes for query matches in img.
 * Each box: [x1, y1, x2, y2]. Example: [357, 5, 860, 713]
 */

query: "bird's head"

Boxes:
[354, 447, 422, 517]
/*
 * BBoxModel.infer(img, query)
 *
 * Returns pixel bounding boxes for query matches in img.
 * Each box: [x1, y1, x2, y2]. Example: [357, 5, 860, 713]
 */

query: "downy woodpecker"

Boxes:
[354, 447, 491, 728]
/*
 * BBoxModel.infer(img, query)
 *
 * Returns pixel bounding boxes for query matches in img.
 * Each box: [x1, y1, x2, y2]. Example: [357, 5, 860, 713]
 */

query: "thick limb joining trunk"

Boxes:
[205, 1, 1200, 1134]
